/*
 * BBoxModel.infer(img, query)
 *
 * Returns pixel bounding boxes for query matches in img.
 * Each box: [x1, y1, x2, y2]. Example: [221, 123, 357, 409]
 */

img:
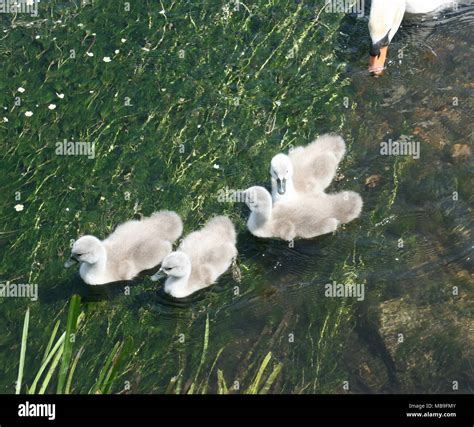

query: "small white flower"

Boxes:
[86, 52, 94, 57]
[56, 93, 65, 99]
[213, 164, 220, 169]
[3, 117, 8, 122]
[103, 56, 111, 62]
[14, 204, 24, 212]
[159, 9, 166, 15]
[35, 35, 40, 39]
[90, 90, 94, 93]
[121, 38, 127, 43]
[18, 87, 26, 93]
[77, 23, 84, 28]
[114, 49, 120, 54]
[25, 111, 33, 117]
[48, 104, 56, 110]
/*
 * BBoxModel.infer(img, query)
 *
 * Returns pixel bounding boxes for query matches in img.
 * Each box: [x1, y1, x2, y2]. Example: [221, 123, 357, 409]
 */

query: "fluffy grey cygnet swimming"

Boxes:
[65, 211, 183, 285]
[270, 134, 346, 203]
[150, 216, 237, 298]
[243, 186, 362, 241]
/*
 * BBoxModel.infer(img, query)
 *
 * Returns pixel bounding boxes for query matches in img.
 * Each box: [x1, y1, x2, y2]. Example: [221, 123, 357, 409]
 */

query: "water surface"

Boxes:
[0, 1, 472, 394]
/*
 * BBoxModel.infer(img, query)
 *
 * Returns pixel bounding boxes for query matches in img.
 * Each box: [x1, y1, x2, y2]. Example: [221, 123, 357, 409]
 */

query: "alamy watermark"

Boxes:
[324, 0, 364, 18]
[0, 0, 39, 17]
[18, 402, 55, 421]
[0, 282, 38, 301]
[55, 139, 95, 159]
[217, 186, 254, 204]
[325, 280, 365, 301]
[380, 138, 420, 160]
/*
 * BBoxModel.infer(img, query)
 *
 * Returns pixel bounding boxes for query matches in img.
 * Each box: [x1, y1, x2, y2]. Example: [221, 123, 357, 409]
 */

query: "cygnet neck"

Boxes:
[80, 245, 108, 282]
[272, 178, 296, 203]
[165, 270, 192, 297]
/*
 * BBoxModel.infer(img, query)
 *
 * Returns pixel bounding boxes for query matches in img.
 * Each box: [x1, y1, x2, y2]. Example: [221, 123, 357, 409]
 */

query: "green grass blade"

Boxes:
[165, 370, 182, 394]
[92, 336, 132, 394]
[175, 373, 183, 395]
[15, 308, 30, 394]
[258, 362, 283, 394]
[91, 340, 121, 394]
[39, 345, 64, 394]
[41, 320, 60, 365]
[202, 346, 225, 394]
[100, 342, 125, 394]
[217, 369, 228, 394]
[187, 315, 210, 394]
[65, 346, 85, 394]
[29, 332, 66, 394]
[246, 351, 272, 394]
[57, 294, 82, 394]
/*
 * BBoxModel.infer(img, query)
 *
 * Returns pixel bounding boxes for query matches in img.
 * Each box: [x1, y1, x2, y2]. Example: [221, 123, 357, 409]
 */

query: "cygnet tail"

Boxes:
[331, 191, 363, 224]
[150, 210, 183, 242]
[205, 216, 237, 244]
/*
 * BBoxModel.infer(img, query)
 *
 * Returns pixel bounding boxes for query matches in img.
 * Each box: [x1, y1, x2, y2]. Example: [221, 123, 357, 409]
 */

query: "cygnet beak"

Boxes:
[64, 256, 78, 268]
[150, 268, 167, 282]
[276, 178, 286, 195]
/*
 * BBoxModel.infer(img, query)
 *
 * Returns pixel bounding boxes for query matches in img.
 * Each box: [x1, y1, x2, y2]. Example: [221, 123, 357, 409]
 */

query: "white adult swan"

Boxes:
[369, 0, 454, 74]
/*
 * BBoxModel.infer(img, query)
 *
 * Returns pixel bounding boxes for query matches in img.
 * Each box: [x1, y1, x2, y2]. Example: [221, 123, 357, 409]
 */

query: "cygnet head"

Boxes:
[243, 186, 272, 213]
[65, 235, 104, 267]
[270, 153, 293, 196]
[151, 251, 191, 281]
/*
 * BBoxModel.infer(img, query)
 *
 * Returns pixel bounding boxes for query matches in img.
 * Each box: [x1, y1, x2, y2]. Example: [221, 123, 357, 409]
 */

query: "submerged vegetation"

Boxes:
[1, 1, 472, 394]
[15, 296, 131, 394]
[15, 297, 284, 394]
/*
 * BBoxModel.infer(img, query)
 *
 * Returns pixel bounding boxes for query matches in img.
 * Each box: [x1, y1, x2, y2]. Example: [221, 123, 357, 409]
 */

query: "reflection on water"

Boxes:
[0, 1, 472, 394]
